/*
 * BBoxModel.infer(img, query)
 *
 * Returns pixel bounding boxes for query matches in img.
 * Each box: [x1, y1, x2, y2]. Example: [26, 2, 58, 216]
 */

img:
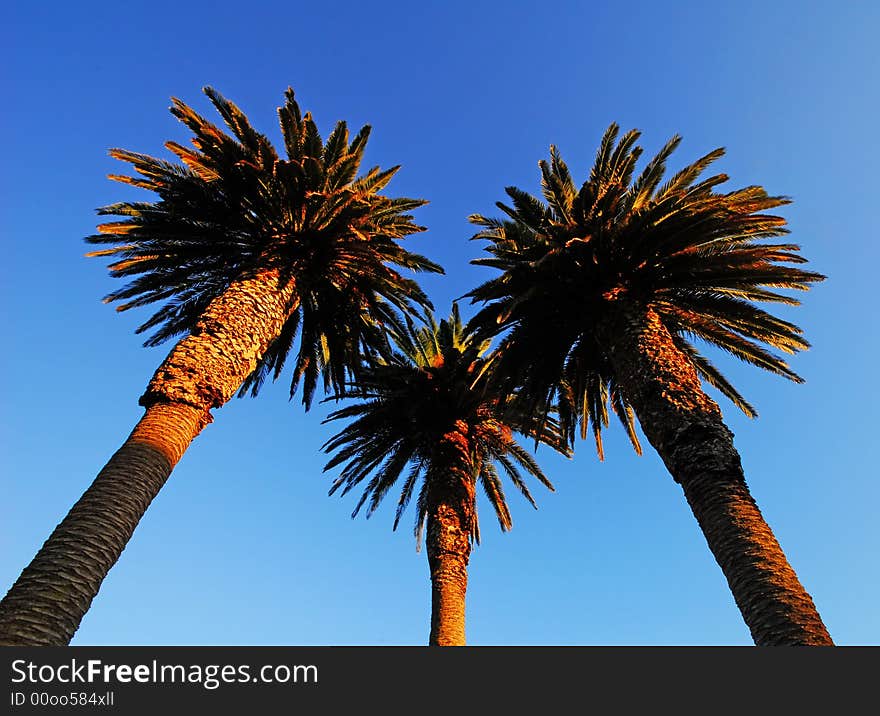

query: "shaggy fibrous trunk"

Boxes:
[426, 497, 472, 647]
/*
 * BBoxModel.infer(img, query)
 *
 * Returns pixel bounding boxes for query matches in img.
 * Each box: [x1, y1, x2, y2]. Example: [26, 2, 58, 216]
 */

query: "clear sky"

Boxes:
[2, 1, 877, 646]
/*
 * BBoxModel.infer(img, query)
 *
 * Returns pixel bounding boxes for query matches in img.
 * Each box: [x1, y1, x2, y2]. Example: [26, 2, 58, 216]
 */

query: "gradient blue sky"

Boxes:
[2, 1, 877, 645]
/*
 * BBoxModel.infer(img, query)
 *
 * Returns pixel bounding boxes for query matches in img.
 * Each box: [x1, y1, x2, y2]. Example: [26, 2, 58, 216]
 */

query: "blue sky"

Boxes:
[2, 1, 877, 645]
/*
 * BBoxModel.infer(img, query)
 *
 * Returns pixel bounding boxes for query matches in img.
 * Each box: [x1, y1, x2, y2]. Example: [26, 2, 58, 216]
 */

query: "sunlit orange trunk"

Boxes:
[426, 499, 471, 646]
[602, 304, 833, 645]
[0, 269, 298, 645]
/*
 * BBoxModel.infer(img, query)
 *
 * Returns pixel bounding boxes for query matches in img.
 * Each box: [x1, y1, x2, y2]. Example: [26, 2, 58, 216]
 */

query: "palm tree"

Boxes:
[0, 87, 440, 646]
[322, 305, 566, 645]
[466, 124, 832, 645]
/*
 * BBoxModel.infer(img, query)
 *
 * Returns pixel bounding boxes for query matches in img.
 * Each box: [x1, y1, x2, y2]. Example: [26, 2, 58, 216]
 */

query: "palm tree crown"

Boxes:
[468, 123, 825, 447]
[87, 86, 441, 406]
[322, 305, 565, 544]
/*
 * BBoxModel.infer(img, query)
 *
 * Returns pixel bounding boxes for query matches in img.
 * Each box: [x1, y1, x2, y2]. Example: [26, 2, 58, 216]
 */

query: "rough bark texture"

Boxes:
[426, 499, 471, 647]
[0, 269, 299, 645]
[601, 303, 833, 646]
[141, 268, 298, 410]
[425, 451, 474, 647]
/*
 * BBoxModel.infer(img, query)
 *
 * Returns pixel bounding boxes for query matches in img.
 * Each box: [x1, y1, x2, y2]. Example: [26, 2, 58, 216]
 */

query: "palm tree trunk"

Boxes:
[0, 403, 206, 645]
[0, 269, 298, 645]
[602, 304, 833, 645]
[426, 500, 471, 646]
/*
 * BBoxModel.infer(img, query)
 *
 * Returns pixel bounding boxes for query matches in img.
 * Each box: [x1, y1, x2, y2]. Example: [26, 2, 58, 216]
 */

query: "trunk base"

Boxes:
[0, 402, 208, 645]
